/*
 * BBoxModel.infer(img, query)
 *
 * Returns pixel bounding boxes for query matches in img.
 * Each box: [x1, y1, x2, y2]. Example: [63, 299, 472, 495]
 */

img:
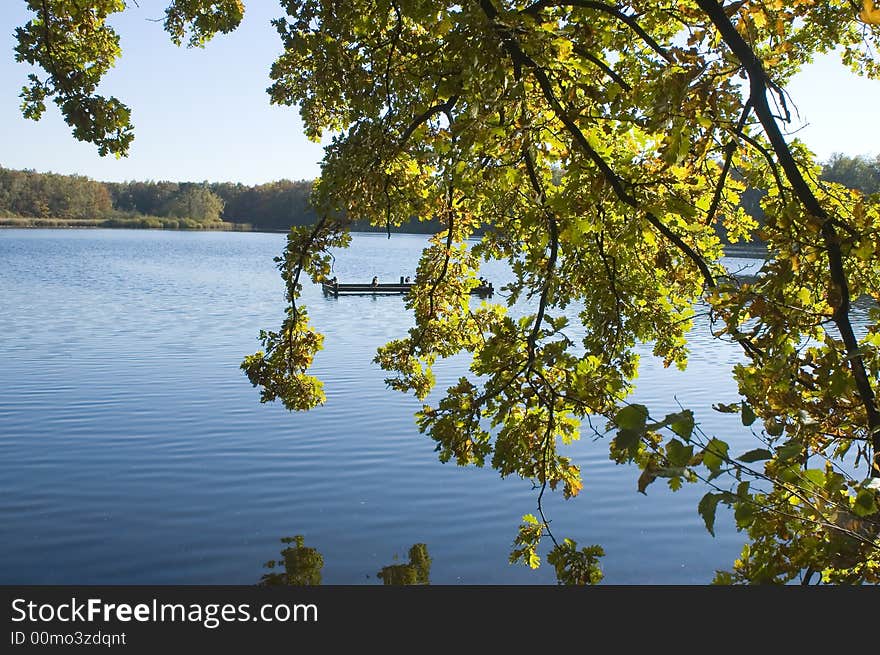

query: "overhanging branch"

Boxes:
[697, 0, 880, 463]
[399, 95, 460, 146]
[522, 0, 673, 62]
[480, 0, 715, 287]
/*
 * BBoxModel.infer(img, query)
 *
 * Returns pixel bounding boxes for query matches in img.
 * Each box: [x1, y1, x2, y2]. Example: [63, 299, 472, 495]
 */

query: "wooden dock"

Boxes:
[321, 280, 494, 298]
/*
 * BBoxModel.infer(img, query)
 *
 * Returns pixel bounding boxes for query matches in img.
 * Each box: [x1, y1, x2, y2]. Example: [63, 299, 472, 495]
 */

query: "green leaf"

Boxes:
[667, 410, 695, 441]
[734, 500, 756, 528]
[801, 469, 825, 488]
[852, 489, 878, 517]
[764, 417, 785, 437]
[614, 404, 648, 431]
[736, 448, 772, 463]
[613, 428, 642, 454]
[698, 492, 722, 536]
[853, 240, 874, 261]
[776, 440, 804, 463]
[702, 438, 729, 474]
[741, 401, 756, 426]
[666, 438, 694, 468]
[778, 465, 801, 484]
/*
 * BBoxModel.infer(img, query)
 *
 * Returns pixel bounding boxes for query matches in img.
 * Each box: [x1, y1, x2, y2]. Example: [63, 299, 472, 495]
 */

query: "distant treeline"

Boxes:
[0, 166, 308, 230]
[733, 153, 879, 243]
[0, 167, 114, 220]
[1, 154, 877, 233]
[820, 153, 880, 195]
[0, 166, 439, 232]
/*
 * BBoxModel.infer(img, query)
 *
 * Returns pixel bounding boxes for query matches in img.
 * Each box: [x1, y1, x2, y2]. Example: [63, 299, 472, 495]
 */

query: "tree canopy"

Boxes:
[13, 0, 880, 584]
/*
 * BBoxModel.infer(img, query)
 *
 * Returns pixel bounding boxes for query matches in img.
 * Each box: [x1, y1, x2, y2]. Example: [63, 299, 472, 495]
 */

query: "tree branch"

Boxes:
[705, 98, 752, 226]
[522, 144, 559, 364]
[522, 0, 673, 62]
[737, 131, 787, 197]
[572, 45, 632, 91]
[284, 216, 330, 369]
[398, 95, 459, 146]
[480, 0, 715, 287]
[697, 0, 880, 467]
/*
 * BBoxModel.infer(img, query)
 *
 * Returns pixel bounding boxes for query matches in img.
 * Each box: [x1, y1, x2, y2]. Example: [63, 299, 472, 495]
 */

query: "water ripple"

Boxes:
[0, 229, 787, 584]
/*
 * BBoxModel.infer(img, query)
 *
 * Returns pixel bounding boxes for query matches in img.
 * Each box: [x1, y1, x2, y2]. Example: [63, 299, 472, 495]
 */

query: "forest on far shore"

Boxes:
[1, 153, 878, 235]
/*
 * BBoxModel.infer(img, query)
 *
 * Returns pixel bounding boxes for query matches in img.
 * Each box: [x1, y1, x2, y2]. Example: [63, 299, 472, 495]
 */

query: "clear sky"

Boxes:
[1, 2, 878, 185]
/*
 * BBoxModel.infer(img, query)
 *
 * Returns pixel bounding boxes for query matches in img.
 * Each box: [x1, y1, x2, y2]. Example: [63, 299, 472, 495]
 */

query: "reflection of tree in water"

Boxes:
[258, 536, 431, 586]
[376, 543, 431, 585]
[259, 535, 324, 586]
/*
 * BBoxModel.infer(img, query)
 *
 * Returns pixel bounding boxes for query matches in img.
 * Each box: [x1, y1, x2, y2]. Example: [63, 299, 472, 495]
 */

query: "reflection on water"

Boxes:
[377, 543, 431, 585]
[259, 536, 430, 586]
[260, 536, 325, 586]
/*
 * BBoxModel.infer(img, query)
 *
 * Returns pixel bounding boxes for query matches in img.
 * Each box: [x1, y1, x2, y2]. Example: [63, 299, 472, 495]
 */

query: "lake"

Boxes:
[0, 228, 773, 584]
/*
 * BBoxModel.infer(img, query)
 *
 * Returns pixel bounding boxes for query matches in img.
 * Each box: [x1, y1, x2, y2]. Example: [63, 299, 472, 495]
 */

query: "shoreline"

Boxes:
[0, 221, 772, 256]
[0, 217, 254, 232]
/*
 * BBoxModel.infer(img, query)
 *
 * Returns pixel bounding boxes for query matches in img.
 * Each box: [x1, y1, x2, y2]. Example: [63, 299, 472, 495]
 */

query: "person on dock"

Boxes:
[371, 276, 379, 287]
[404, 276, 411, 284]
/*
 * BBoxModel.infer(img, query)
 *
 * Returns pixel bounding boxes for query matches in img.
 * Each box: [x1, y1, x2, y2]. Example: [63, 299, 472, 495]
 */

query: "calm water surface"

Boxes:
[0, 229, 777, 584]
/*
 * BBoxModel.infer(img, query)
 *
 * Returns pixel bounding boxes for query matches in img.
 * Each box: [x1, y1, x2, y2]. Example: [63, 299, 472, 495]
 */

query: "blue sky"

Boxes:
[1, 2, 878, 185]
